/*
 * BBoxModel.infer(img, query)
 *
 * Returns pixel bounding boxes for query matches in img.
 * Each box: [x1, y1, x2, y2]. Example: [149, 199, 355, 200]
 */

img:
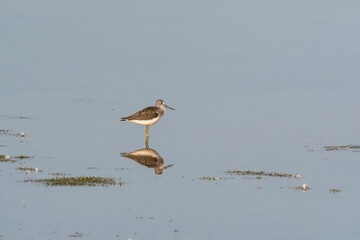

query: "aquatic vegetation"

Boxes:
[0, 129, 10, 135]
[51, 172, 66, 176]
[17, 166, 41, 172]
[292, 184, 310, 191]
[0, 154, 15, 163]
[0, 129, 25, 137]
[24, 176, 123, 187]
[278, 185, 310, 192]
[14, 155, 31, 159]
[0, 115, 31, 119]
[323, 145, 360, 151]
[199, 176, 223, 181]
[225, 170, 292, 178]
[329, 188, 341, 193]
[69, 232, 84, 238]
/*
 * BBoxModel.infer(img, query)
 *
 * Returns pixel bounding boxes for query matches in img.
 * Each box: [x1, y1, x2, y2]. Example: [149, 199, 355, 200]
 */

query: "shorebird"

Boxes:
[121, 99, 175, 137]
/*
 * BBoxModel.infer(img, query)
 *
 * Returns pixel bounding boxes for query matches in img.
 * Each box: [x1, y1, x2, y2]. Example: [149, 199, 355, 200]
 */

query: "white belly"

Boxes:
[129, 116, 161, 126]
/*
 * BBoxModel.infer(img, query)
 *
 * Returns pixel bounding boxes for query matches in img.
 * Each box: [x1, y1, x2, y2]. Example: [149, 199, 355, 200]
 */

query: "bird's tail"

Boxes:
[120, 118, 127, 121]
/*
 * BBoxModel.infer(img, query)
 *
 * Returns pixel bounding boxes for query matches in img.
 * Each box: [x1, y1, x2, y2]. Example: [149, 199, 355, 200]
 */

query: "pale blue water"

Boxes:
[1, 1, 360, 239]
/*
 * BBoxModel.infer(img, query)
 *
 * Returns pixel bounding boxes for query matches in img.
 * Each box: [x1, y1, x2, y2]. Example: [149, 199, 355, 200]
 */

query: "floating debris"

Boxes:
[294, 174, 302, 180]
[17, 166, 42, 173]
[225, 170, 292, 178]
[24, 176, 123, 187]
[20, 132, 25, 138]
[329, 188, 341, 193]
[302, 184, 308, 191]
[323, 145, 360, 151]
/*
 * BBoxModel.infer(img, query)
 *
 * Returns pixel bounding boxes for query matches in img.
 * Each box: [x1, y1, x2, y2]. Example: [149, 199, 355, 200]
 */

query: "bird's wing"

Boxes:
[122, 107, 159, 121]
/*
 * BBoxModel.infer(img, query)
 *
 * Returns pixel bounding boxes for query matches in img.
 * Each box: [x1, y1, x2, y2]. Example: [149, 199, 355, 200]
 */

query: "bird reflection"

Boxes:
[121, 139, 174, 175]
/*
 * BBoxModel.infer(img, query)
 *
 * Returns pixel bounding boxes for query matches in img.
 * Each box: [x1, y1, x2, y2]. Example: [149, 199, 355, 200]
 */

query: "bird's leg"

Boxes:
[145, 126, 149, 138]
[145, 136, 149, 149]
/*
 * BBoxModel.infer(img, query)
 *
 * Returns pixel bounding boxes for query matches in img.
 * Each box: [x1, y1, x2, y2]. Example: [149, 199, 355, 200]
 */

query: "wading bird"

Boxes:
[121, 99, 175, 137]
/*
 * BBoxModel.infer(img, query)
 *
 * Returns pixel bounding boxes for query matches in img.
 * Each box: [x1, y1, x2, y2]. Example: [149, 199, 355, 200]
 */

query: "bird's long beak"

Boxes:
[164, 164, 175, 169]
[164, 104, 175, 110]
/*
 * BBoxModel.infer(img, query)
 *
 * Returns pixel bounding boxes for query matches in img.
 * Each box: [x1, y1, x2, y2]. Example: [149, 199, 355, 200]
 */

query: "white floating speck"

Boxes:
[302, 184, 308, 191]
[295, 174, 302, 180]
[5, 155, 10, 160]
[35, 168, 39, 172]
[20, 132, 25, 137]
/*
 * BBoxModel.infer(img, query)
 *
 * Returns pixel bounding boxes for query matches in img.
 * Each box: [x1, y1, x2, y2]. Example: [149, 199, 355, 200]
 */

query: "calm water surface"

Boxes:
[1, 1, 360, 239]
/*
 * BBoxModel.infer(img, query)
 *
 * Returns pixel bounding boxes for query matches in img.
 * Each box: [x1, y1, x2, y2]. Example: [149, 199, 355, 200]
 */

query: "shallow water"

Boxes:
[1, 1, 360, 239]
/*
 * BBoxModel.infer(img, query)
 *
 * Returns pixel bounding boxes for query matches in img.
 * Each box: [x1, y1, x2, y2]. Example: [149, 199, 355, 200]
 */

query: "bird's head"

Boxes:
[156, 99, 175, 110]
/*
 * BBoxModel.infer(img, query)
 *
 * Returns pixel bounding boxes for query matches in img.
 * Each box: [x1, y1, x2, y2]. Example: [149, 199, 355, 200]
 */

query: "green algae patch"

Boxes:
[225, 170, 292, 178]
[24, 176, 123, 187]
[323, 145, 360, 151]
[17, 166, 42, 172]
